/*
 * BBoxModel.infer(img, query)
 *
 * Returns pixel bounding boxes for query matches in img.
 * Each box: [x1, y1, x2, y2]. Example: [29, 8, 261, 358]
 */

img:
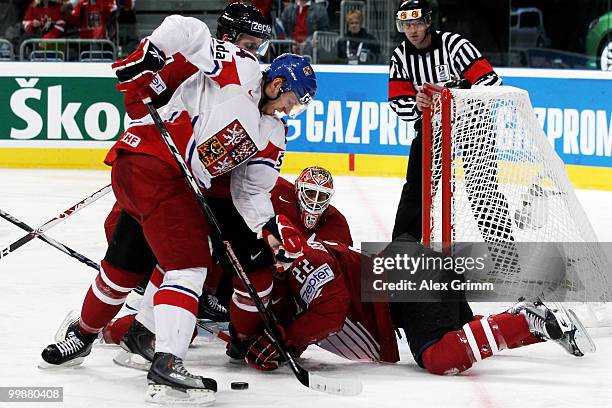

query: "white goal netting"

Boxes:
[425, 86, 612, 327]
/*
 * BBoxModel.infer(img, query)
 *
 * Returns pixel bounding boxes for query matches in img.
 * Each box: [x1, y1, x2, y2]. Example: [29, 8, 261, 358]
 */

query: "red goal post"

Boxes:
[419, 82, 612, 327]
[421, 83, 451, 252]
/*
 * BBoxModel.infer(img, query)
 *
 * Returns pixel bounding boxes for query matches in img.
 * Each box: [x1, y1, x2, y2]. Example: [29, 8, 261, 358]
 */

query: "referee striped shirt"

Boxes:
[388, 30, 502, 122]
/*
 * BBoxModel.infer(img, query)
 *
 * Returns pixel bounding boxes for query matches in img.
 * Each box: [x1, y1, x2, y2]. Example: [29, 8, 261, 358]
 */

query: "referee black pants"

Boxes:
[392, 133, 423, 241]
[391, 122, 515, 244]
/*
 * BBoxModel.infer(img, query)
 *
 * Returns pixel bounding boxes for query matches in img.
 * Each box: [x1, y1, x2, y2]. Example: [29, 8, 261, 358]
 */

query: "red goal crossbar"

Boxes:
[421, 83, 452, 253]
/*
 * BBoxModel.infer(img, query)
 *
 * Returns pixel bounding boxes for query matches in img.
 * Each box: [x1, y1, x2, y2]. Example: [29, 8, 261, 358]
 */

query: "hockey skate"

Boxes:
[53, 310, 80, 342]
[146, 352, 217, 405]
[113, 320, 156, 371]
[510, 299, 596, 356]
[198, 294, 229, 322]
[39, 321, 97, 369]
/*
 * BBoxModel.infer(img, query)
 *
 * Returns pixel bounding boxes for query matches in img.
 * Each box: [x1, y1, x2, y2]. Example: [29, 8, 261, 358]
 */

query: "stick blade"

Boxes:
[307, 373, 363, 396]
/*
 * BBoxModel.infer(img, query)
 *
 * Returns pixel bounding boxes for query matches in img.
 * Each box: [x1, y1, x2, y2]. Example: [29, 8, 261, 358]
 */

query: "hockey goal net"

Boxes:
[421, 83, 612, 328]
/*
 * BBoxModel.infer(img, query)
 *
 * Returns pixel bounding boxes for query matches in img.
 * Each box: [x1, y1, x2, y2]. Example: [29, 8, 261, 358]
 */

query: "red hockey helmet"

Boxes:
[294, 166, 334, 230]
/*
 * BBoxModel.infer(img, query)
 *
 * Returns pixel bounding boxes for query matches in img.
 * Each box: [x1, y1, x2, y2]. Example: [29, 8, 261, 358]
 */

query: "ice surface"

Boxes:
[0, 169, 610, 408]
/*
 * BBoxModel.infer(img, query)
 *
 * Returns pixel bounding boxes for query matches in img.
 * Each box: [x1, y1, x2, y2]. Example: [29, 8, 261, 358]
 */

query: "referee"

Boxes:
[388, 0, 503, 241]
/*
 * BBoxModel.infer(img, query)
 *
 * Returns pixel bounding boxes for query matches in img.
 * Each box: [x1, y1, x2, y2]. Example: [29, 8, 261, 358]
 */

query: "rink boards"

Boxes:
[0, 62, 611, 190]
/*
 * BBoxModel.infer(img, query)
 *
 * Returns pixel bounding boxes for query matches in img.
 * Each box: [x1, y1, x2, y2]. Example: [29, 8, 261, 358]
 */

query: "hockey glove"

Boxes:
[111, 39, 166, 94]
[245, 327, 286, 371]
[262, 215, 305, 272]
[444, 78, 471, 89]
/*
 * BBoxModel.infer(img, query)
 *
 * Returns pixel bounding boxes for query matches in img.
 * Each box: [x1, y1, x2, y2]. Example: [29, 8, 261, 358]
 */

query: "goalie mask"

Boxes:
[295, 166, 334, 230]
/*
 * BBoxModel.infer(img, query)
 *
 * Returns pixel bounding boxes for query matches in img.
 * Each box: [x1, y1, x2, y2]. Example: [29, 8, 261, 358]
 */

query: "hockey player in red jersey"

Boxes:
[244, 236, 591, 374]
[40, 3, 317, 403]
[245, 240, 400, 370]
[272, 166, 352, 246]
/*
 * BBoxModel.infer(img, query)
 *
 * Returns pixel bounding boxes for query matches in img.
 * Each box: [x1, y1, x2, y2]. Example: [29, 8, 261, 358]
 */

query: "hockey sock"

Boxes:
[79, 260, 143, 335]
[490, 312, 542, 348]
[153, 267, 205, 359]
[102, 314, 136, 345]
[230, 267, 273, 339]
[135, 265, 164, 332]
[203, 261, 224, 294]
[421, 312, 542, 375]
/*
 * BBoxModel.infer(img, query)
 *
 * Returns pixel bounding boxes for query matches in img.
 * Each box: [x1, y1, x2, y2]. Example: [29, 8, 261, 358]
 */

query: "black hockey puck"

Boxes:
[231, 382, 249, 390]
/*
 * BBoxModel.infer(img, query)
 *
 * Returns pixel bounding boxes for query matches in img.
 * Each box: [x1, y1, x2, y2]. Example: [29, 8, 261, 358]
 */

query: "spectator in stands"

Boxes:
[1, 0, 22, 49]
[326, 0, 341, 31]
[115, 0, 136, 55]
[65, 0, 117, 40]
[229, 0, 273, 23]
[280, 0, 329, 48]
[336, 9, 380, 64]
[22, 0, 71, 38]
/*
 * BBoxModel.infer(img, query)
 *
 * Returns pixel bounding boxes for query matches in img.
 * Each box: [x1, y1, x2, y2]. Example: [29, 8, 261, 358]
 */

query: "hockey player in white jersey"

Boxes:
[39, 6, 317, 404]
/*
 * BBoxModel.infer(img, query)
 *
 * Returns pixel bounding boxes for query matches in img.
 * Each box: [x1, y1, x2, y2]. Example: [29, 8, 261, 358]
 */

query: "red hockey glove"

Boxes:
[245, 327, 286, 371]
[111, 39, 166, 94]
[262, 215, 305, 272]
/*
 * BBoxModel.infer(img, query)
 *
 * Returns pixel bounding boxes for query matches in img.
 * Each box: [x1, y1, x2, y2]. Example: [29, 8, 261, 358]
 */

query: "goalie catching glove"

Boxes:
[262, 215, 305, 272]
[111, 38, 166, 94]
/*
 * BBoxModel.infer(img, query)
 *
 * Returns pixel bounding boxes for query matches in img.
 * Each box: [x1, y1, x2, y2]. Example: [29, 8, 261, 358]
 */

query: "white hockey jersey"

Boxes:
[106, 15, 285, 235]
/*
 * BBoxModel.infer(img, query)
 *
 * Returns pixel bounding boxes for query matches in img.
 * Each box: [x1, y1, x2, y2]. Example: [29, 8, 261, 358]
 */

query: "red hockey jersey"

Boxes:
[23, 1, 67, 38]
[70, 0, 117, 39]
[271, 177, 353, 246]
[272, 240, 399, 363]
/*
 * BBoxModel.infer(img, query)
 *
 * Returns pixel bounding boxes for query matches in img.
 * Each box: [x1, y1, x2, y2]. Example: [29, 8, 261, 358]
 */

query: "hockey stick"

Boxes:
[196, 320, 231, 343]
[144, 100, 362, 396]
[0, 184, 111, 264]
[0, 184, 111, 270]
[0, 210, 101, 271]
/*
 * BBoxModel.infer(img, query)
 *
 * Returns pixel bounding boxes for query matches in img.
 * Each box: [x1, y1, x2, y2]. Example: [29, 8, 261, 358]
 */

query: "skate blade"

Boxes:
[54, 310, 80, 342]
[113, 350, 151, 372]
[38, 357, 84, 370]
[567, 309, 597, 354]
[146, 384, 215, 405]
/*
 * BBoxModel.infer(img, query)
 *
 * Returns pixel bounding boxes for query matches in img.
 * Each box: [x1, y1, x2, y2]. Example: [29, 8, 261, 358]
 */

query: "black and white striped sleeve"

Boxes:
[447, 33, 502, 86]
[388, 44, 420, 122]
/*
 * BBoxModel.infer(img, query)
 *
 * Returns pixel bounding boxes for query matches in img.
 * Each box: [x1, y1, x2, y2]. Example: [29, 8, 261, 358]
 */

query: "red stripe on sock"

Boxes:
[154, 289, 198, 316]
[80, 263, 143, 334]
[487, 313, 543, 349]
